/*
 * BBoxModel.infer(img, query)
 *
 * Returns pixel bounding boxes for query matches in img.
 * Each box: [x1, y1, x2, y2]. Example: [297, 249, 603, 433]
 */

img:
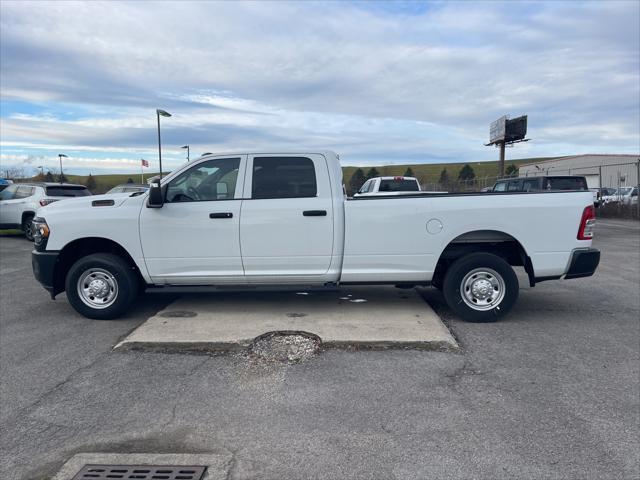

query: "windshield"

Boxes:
[45, 186, 91, 197]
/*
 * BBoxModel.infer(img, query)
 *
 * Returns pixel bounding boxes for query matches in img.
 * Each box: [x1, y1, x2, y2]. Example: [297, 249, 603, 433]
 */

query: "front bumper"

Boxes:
[565, 248, 600, 279]
[32, 250, 60, 298]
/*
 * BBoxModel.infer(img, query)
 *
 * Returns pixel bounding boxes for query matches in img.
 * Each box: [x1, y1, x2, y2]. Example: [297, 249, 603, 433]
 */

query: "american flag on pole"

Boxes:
[141, 159, 149, 167]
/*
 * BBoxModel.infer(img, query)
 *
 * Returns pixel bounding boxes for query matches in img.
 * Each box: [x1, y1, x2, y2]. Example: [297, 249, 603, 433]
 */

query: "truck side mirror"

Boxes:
[147, 182, 165, 208]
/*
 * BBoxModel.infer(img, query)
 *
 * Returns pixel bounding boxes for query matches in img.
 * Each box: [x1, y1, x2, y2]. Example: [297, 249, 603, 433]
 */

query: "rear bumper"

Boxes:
[32, 250, 59, 298]
[565, 248, 600, 279]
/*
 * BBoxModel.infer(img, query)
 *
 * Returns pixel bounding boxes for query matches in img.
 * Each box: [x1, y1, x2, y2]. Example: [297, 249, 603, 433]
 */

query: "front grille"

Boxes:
[71, 465, 206, 480]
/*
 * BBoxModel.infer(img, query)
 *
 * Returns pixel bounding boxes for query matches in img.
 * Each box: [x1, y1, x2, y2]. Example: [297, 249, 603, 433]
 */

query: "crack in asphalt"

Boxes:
[5, 353, 108, 424]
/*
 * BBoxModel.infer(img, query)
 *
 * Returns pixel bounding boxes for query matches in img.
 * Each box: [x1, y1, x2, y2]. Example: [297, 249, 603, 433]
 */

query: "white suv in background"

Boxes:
[0, 183, 91, 240]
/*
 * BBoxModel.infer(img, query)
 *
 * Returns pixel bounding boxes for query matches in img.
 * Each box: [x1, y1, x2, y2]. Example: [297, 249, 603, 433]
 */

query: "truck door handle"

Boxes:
[209, 212, 233, 219]
[303, 210, 327, 216]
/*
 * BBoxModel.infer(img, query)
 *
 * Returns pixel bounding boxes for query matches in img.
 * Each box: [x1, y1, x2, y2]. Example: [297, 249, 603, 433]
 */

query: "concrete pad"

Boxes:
[116, 286, 458, 352]
[52, 452, 232, 480]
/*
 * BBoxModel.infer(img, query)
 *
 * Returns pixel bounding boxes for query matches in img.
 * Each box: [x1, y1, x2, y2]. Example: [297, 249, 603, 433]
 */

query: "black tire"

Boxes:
[442, 252, 518, 323]
[22, 214, 34, 241]
[65, 253, 139, 320]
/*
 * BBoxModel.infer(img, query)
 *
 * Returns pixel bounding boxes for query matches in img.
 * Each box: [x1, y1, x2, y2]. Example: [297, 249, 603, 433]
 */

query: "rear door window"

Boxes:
[493, 182, 507, 192]
[523, 179, 539, 192]
[507, 180, 522, 192]
[45, 186, 91, 197]
[252, 157, 317, 199]
[14, 185, 35, 198]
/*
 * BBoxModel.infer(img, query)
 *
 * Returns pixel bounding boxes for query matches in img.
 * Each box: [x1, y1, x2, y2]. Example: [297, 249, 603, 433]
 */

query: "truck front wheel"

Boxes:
[65, 253, 139, 320]
[442, 252, 518, 322]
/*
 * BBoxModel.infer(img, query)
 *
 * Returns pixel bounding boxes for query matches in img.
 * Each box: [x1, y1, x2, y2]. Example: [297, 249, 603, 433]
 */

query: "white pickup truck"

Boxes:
[31, 151, 600, 322]
[354, 176, 421, 196]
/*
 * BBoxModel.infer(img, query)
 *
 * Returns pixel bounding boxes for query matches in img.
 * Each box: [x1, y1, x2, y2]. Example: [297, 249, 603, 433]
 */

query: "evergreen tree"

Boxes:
[348, 168, 366, 195]
[404, 167, 415, 177]
[365, 167, 380, 180]
[126, 177, 134, 184]
[58, 173, 68, 183]
[439, 168, 450, 187]
[85, 173, 97, 191]
[505, 163, 518, 176]
[44, 171, 55, 182]
[458, 164, 476, 181]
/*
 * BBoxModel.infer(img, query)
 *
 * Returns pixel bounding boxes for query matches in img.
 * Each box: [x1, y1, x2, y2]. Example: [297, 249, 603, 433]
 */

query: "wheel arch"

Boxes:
[52, 237, 146, 296]
[432, 229, 534, 288]
[21, 210, 36, 225]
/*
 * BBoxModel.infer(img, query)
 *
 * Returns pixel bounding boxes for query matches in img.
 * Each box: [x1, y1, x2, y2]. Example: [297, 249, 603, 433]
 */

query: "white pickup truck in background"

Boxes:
[31, 151, 600, 321]
[354, 176, 421, 196]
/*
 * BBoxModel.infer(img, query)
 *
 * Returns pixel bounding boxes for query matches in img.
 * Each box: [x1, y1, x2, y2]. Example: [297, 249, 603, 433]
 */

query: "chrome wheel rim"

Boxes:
[460, 268, 505, 311]
[77, 268, 118, 309]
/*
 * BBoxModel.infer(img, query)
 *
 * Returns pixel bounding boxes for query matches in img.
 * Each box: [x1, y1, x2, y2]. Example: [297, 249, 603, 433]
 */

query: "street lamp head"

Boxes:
[59, 154, 68, 158]
[156, 109, 172, 117]
[181, 145, 189, 149]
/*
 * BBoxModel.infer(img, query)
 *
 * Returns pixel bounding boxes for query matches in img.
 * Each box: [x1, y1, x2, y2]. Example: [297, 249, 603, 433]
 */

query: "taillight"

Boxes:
[39, 199, 58, 207]
[577, 205, 596, 240]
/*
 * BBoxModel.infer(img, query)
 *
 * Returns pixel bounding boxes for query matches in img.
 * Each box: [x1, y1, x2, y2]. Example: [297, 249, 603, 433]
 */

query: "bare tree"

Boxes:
[2, 166, 27, 180]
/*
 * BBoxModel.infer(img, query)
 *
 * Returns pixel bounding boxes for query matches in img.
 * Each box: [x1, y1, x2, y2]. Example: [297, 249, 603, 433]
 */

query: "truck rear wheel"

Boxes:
[442, 252, 518, 322]
[65, 253, 138, 320]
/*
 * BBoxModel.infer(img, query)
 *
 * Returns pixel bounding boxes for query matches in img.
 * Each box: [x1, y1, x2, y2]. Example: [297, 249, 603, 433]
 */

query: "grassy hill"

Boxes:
[342, 157, 561, 185]
[26, 156, 563, 194]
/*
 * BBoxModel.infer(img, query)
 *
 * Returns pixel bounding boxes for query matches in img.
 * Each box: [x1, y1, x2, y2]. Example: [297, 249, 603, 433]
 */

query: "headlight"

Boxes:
[32, 217, 50, 248]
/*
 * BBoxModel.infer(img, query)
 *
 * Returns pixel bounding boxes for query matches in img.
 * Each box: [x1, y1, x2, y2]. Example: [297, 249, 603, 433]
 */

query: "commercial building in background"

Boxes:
[518, 154, 639, 189]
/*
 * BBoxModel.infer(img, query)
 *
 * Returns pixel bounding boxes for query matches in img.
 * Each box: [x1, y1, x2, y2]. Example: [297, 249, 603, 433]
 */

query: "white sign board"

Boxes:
[490, 116, 507, 144]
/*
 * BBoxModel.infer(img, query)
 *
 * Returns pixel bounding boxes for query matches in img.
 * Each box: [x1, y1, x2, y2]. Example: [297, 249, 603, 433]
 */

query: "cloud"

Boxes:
[0, 0, 638, 173]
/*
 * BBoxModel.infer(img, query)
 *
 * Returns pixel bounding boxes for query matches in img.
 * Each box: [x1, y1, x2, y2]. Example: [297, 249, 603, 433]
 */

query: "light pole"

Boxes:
[58, 154, 68, 183]
[156, 109, 172, 178]
[181, 145, 190, 162]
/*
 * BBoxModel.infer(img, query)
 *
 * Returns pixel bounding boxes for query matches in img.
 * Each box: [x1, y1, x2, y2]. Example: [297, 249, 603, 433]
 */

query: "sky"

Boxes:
[0, 0, 639, 176]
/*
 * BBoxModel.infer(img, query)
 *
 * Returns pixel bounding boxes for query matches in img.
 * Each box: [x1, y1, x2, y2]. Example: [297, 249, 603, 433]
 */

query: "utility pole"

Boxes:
[58, 154, 68, 183]
[498, 142, 506, 177]
[156, 109, 172, 179]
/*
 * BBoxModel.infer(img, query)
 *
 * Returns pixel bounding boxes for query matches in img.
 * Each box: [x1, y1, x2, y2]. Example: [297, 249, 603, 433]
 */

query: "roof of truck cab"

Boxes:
[197, 150, 339, 159]
[376, 176, 418, 181]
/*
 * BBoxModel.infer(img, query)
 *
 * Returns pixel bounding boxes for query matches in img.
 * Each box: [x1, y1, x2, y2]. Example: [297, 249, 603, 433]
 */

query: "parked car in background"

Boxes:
[492, 175, 596, 205]
[602, 186, 637, 206]
[624, 186, 639, 206]
[107, 184, 149, 194]
[0, 178, 14, 193]
[493, 175, 589, 192]
[0, 183, 91, 240]
[355, 176, 421, 196]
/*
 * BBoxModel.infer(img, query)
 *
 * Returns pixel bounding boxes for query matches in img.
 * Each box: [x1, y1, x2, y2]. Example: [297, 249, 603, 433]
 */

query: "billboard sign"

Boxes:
[490, 116, 507, 144]
[489, 115, 527, 144]
[505, 115, 527, 142]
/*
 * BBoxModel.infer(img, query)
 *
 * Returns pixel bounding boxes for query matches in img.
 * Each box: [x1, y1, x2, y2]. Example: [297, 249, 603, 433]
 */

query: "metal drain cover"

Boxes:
[71, 464, 206, 480]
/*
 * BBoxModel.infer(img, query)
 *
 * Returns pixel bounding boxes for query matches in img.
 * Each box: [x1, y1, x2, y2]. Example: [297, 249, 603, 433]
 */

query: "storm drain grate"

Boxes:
[71, 464, 206, 480]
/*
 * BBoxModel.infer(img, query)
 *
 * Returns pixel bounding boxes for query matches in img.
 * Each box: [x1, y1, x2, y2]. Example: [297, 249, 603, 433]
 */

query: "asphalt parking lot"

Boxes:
[1, 219, 639, 480]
